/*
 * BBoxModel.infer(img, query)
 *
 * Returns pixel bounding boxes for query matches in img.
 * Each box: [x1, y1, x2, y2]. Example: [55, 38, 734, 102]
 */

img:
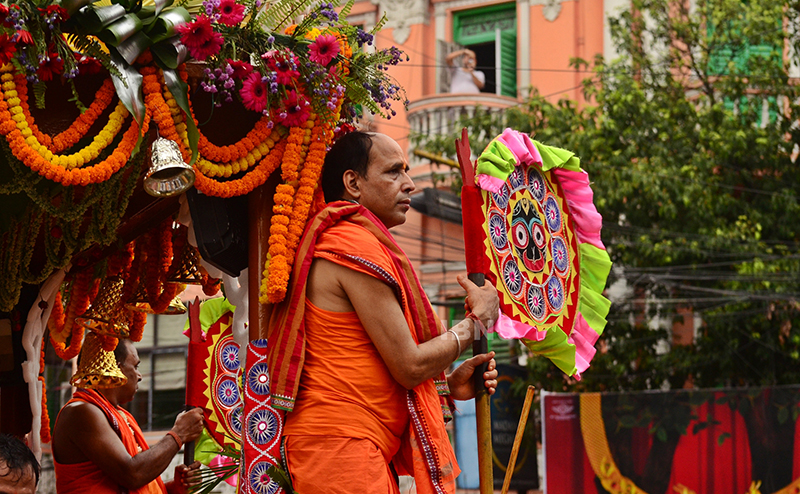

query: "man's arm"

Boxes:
[322, 260, 498, 389]
[62, 404, 203, 490]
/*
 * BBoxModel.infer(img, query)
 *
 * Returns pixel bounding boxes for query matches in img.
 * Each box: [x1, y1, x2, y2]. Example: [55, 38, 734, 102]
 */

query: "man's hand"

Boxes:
[172, 408, 204, 444]
[447, 352, 498, 401]
[457, 274, 499, 330]
[166, 461, 202, 494]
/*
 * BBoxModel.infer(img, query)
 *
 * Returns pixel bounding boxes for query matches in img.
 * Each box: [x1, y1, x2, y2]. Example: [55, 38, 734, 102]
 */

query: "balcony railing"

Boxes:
[406, 93, 519, 156]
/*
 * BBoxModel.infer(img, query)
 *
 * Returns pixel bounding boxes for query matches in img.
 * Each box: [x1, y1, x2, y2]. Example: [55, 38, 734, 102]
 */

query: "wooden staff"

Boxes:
[501, 386, 536, 494]
[455, 128, 493, 494]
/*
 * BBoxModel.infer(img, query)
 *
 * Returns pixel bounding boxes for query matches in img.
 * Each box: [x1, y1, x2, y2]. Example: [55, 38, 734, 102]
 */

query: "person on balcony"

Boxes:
[446, 48, 486, 93]
[269, 131, 500, 494]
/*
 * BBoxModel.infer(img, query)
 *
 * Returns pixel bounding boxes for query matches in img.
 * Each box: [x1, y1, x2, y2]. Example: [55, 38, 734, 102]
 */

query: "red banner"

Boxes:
[542, 387, 800, 494]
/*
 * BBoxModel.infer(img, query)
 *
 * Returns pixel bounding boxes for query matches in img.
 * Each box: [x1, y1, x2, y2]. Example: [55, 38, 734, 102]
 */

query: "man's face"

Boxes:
[0, 463, 36, 494]
[117, 342, 142, 404]
[357, 134, 415, 229]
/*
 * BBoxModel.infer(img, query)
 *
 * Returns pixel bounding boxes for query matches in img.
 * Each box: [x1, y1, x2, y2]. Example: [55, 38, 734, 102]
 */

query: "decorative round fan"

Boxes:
[200, 312, 243, 450]
[470, 129, 612, 378]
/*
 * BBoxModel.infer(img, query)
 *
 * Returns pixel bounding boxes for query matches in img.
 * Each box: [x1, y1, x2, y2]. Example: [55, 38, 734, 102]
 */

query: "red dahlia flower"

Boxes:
[0, 34, 16, 66]
[228, 59, 253, 79]
[37, 53, 64, 81]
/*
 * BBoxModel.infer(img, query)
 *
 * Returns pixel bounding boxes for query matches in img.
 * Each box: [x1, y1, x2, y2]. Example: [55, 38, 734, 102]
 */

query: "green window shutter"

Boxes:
[500, 30, 517, 98]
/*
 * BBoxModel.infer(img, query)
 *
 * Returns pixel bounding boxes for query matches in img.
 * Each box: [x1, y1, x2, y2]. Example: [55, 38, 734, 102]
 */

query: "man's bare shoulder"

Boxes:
[57, 400, 112, 431]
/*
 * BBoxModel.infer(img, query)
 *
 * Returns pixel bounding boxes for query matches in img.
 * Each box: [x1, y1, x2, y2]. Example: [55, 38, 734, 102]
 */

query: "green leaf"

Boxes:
[718, 432, 731, 446]
[109, 50, 146, 129]
[163, 69, 199, 165]
[656, 427, 668, 442]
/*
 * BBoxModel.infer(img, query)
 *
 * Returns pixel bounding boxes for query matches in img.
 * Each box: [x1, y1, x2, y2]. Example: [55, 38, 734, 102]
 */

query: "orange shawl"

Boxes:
[267, 202, 459, 494]
[54, 389, 167, 494]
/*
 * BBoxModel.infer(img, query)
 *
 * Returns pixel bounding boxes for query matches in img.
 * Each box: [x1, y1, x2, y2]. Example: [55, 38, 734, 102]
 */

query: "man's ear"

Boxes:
[342, 170, 361, 200]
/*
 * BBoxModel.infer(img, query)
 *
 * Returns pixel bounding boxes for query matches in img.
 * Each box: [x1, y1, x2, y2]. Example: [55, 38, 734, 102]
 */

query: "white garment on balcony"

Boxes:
[450, 67, 485, 93]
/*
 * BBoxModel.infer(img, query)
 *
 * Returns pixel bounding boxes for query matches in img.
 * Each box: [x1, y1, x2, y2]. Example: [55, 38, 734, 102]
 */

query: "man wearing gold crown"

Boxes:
[267, 131, 500, 494]
[52, 334, 204, 494]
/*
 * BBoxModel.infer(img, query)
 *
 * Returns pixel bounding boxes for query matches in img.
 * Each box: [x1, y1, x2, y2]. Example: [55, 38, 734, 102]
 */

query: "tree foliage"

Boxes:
[418, 0, 800, 391]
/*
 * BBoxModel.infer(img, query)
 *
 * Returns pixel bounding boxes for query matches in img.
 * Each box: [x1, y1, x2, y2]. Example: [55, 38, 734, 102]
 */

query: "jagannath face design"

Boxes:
[511, 198, 546, 273]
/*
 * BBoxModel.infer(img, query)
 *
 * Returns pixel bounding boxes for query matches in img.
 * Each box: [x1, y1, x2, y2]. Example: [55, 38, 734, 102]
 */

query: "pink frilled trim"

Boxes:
[551, 168, 606, 251]
[477, 173, 506, 193]
[497, 128, 543, 167]
[490, 311, 548, 342]
[567, 313, 601, 379]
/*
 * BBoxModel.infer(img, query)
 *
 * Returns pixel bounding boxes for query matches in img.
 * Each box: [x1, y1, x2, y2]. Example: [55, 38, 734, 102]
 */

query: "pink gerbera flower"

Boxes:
[227, 59, 253, 79]
[217, 0, 245, 26]
[176, 15, 215, 49]
[0, 34, 16, 66]
[308, 34, 340, 66]
[240, 72, 269, 113]
[277, 90, 310, 127]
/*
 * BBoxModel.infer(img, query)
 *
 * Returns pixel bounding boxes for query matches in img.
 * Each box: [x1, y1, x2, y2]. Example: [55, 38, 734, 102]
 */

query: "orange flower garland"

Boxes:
[143, 218, 178, 314]
[0, 67, 150, 186]
[39, 338, 51, 443]
[262, 114, 334, 304]
[13, 75, 116, 153]
[130, 311, 146, 342]
[48, 269, 100, 360]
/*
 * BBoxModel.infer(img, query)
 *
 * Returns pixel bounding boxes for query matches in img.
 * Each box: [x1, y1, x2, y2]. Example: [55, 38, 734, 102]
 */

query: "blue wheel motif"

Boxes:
[247, 408, 280, 445]
[526, 285, 546, 321]
[250, 339, 268, 348]
[527, 169, 546, 202]
[509, 166, 525, 191]
[247, 363, 271, 396]
[216, 378, 240, 408]
[249, 461, 281, 494]
[502, 257, 524, 298]
[551, 236, 569, 273]
[547, 276, 564, 311]
[492, 184, 509, 209]
[220, 342, 240, 372]
[229, 406, 242, 436]
[544, 196, 561, 232]
[489, 213, 508, 251]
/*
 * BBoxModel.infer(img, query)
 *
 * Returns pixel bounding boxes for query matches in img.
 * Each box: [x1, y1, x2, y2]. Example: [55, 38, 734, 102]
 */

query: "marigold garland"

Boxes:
[13, 75, 116, 153]
[48, 269, 100, 360]
[261, 113, 334, 304]
[39, 337, 51, 444]
[0, 66, 150, 187]
[130, 311, 146, 342]
[143, 218, 178, 314]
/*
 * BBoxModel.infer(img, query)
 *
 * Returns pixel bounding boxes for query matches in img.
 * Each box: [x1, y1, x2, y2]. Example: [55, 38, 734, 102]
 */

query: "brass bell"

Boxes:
[144, 137, 195, 197]
[125, 282, 155, 314]
[162, 296, 187, 315]
[76, 276, 130, 337]
[166, 244, 205, 285]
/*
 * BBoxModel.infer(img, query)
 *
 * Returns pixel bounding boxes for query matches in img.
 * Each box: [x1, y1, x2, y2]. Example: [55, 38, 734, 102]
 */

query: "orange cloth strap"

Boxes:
[54, 389, 167, 494]
[266, 202, 459, 494]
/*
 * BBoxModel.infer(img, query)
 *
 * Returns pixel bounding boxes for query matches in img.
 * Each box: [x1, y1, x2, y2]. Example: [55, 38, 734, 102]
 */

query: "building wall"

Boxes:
[352, 0, 620, 146]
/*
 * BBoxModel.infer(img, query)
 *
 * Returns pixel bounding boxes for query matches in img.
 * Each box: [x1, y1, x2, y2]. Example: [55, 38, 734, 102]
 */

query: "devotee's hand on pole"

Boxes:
[169, 461, 202, 494]
[456, 274, 499, 337]
[447, 352, 498, 401]
[172, 407, 204, 444]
